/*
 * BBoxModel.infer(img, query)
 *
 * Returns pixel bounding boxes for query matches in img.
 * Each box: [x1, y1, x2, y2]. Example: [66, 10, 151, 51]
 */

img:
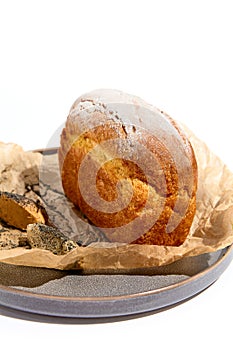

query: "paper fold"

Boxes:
[0, 126, 233, 273]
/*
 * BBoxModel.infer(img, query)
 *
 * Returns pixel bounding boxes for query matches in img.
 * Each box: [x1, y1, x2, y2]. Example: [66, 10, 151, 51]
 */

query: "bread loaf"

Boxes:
[59, 90, 197, 246]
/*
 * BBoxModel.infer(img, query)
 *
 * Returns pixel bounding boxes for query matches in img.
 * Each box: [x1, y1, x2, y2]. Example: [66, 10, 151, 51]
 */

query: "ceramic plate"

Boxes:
[0, 245, 232, 318]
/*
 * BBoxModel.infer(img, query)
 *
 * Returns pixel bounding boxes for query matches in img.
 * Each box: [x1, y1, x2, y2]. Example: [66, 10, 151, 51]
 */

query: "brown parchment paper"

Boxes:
[0, 126, 233, 273]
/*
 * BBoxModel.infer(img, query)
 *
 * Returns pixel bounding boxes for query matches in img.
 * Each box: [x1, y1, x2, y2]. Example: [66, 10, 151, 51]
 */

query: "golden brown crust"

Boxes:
[0, 191, 48, 230]
[59, 90, 197, 246]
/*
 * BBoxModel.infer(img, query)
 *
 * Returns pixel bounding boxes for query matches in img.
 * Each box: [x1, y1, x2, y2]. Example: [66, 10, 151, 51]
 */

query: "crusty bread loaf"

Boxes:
[59, 90, 197, 246]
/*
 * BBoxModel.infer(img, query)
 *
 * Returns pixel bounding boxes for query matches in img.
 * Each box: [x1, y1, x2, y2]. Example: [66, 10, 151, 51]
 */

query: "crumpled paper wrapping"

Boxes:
[0, 126, 233, 273]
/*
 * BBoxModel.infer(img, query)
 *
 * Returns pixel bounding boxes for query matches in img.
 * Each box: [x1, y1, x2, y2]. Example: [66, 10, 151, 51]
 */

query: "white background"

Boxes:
[0, 0, 232, 349]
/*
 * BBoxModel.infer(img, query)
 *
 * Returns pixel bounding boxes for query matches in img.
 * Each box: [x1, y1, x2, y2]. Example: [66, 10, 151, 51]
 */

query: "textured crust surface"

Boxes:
[0, 224, 28, 250]
[27, 223, 78, 255]
[59, 90, 197, 246]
